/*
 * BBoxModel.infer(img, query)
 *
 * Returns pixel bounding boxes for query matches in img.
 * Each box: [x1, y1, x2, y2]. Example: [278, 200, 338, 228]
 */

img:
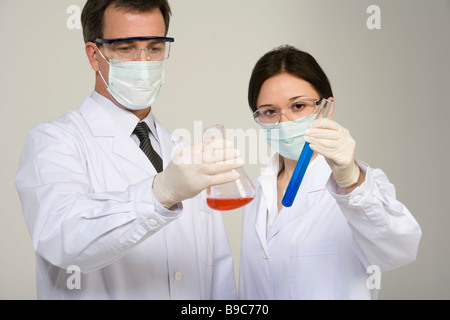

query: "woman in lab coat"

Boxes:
[238, 45, 422, 300]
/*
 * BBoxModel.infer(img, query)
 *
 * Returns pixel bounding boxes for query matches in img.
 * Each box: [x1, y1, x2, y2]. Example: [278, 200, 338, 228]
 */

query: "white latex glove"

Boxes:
[153, 139, 244, 208]
[305, 118, 360, 188]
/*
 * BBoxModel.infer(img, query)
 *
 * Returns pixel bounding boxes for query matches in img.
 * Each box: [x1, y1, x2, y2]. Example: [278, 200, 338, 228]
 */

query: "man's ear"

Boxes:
[85, 42, 100, 72]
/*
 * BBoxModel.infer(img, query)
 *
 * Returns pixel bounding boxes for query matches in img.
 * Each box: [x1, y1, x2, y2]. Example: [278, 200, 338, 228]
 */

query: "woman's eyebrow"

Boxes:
[289, 95, 306, 101]
[257, 95, 309, 109]
[257, 103, 274, 109]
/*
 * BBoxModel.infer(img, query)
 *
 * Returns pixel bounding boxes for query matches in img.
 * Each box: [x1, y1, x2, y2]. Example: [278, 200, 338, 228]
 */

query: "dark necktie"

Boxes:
[133, 122, 163, 173]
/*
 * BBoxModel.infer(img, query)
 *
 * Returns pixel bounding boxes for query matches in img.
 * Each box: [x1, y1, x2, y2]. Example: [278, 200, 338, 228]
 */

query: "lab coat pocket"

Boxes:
[289, 241, 341, 300]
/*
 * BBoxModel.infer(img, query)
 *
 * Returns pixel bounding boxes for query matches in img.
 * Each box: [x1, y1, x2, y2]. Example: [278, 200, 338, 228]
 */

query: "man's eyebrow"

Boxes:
[114, 39, 134, 45]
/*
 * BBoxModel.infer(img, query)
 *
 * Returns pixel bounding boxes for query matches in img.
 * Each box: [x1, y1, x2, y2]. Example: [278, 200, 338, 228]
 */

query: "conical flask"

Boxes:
[204, 125, 256, 211]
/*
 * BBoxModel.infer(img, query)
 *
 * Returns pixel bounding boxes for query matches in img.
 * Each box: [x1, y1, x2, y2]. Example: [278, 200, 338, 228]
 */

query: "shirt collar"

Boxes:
[260, 153, 282, 178]
[141, 112, 159, 140]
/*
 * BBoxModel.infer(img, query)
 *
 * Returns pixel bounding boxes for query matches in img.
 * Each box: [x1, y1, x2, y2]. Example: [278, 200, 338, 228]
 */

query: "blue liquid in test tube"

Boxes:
[281, 142, 314, 207]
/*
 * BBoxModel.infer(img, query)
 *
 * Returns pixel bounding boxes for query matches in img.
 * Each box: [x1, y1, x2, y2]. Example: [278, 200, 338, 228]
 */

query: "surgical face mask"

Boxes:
[97, 46, 164, 110]
[263, 114, 316, 160]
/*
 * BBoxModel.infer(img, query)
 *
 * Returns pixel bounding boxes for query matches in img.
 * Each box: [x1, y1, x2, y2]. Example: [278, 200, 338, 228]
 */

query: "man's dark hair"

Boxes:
[248, 45, 333, 112]
[81, 0, 172, 43]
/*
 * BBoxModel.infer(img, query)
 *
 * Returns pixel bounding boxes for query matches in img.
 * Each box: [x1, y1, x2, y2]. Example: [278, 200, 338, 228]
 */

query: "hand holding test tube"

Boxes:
[281, 99, 334, 207]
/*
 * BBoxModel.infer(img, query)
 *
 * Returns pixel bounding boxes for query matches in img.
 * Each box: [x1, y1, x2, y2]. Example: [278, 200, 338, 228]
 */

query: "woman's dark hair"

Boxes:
[248, 45, 333, 112]
[81, 0, 172, 43]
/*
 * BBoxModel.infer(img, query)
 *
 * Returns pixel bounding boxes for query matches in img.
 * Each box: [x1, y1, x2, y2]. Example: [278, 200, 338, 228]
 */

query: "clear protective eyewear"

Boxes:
[95, 36, 174, 62]
[253, 98, 323, 129]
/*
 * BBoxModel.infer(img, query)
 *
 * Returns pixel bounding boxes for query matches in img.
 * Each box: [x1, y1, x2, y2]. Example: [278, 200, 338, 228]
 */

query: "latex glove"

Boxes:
[305, 118, 360, 188]
[153, 139, 244, 208]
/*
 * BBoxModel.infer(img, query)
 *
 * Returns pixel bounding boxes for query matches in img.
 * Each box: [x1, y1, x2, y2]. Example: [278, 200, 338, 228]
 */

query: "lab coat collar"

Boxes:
[90, 91, 160, 142]
[257, 153, 331, 242]
[89, 91, 140, 137]
[78, 95, 116, 137]
[258, 152, 330, 195]
[79, 93, 179, 176]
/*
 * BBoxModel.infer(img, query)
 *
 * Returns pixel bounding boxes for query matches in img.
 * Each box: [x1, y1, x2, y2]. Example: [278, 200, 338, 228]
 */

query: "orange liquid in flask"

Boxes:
[207, 198, 254, 211]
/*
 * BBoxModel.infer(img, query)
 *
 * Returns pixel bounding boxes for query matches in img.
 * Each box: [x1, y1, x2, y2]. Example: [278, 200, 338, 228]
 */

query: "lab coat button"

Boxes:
[353, 195, 362, 203]
[174, 271, 182, 281]
[261, 250, 268, 259]
[148, 219, 158, 226]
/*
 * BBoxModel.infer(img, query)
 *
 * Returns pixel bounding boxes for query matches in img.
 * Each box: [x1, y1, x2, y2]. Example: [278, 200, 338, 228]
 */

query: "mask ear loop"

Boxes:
[94, 44, 111, 89]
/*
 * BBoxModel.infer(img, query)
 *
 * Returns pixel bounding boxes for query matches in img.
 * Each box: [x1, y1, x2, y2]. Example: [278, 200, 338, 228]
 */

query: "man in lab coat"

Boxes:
[15, 0, 240, 299]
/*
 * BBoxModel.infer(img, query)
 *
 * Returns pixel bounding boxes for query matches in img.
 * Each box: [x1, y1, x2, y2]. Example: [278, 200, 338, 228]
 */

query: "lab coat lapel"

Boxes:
[254, 176, 272, 255]
[79, 96, 115, 137]
[114, 116, 181, 176]
[266, 155, 330, 242]
[112, 133, 158, 176]
[266, 190, 309, 242]
[255, 156, 279, 251]
[79, 96, 158, 176]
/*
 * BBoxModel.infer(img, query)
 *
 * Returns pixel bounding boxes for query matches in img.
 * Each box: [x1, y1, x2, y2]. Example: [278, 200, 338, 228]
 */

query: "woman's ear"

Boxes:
[85, 42, 100, 72]
[327, 96, 335, 120]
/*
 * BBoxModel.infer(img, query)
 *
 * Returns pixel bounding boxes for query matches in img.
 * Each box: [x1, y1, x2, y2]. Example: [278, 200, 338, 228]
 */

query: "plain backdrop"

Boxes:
[1, 0, 449, 299]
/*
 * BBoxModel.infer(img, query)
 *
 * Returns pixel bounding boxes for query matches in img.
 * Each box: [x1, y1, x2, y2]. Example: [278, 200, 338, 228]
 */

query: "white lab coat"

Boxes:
[238, 154, 421, 300]
[15, 94, 237, 300]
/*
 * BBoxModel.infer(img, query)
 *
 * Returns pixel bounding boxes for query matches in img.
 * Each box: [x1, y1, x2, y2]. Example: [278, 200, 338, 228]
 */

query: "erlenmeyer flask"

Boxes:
[204, 125, 256, 211]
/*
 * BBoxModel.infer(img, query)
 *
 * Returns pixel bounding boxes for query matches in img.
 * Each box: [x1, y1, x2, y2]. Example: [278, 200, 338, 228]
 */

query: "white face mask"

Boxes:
[263, 114, 316, 160]
[97, 47, 164, 110]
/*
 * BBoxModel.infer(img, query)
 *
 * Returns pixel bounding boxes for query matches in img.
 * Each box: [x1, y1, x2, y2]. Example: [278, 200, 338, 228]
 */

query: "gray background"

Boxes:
[1, 0, 449, 299]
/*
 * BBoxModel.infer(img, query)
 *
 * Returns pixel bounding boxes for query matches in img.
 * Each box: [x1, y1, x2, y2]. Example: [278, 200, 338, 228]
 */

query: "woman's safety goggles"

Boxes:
[95, 36, 174, 62]
[253, 98, 322, 129]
